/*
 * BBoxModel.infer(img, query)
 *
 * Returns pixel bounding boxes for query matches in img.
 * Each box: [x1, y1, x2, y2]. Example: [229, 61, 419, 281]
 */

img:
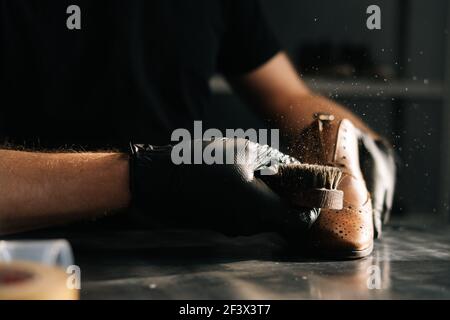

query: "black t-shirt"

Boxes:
[0, 0, 280, 149]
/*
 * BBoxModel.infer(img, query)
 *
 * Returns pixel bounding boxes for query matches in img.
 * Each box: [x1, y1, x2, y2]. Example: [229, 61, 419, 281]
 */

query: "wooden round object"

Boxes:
[0, 261, 79, 300]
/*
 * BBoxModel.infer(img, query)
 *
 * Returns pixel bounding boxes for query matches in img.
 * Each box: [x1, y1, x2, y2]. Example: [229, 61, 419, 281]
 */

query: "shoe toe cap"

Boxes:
[309, 206, 374, 255]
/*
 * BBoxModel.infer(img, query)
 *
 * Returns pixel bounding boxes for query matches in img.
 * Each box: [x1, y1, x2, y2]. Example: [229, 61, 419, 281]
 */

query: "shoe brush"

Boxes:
[262, 163, 344, 210]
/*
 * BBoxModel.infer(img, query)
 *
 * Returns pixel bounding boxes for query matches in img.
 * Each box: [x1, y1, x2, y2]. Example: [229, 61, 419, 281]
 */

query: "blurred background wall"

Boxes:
[207, 0, 450, 220]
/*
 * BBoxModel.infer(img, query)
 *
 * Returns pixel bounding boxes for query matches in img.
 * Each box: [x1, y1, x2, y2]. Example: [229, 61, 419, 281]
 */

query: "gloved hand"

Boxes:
[357, 130, 396, 238]
[129, 138, 320, 239]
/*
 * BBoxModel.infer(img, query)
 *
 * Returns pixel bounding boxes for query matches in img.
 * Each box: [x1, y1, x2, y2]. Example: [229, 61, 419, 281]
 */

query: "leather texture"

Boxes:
[129, 138, 320, 237]
[293, 117, 374, 258]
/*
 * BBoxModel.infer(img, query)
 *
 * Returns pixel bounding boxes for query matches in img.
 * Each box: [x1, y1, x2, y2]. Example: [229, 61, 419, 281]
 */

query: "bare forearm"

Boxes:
[232, 53, 381, 142]
[271, 93, 381, 141]
[0, 150, 131, 235]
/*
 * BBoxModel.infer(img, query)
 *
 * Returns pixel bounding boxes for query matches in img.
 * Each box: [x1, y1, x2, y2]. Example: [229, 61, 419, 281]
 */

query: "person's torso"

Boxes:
[0, 0, 226, 149]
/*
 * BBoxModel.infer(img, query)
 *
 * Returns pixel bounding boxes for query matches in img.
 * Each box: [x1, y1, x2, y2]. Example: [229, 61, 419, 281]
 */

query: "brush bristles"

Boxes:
[275, 163, 343, 191]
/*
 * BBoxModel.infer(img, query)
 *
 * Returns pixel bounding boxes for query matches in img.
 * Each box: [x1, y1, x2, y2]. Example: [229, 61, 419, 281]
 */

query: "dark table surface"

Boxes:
[60, 216, 450, 300]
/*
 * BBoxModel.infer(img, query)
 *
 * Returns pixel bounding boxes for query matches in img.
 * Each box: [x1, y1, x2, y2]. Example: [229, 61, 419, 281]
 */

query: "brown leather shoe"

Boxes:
[293, 114, 374, 259]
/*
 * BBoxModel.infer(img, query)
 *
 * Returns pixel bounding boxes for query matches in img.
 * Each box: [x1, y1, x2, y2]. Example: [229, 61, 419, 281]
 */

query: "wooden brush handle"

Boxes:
[289, 189, 344, 210]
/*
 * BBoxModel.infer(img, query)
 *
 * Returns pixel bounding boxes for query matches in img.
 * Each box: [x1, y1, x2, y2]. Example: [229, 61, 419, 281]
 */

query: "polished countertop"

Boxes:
[66, 217, 450, 300]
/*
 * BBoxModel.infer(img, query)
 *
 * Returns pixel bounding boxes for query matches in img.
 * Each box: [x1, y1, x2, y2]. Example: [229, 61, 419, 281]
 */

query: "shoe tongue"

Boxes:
[294, 117, 340, 165]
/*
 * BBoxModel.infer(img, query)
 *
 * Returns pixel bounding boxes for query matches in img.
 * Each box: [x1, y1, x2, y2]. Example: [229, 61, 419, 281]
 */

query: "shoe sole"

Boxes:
[307, 242, 374, 260]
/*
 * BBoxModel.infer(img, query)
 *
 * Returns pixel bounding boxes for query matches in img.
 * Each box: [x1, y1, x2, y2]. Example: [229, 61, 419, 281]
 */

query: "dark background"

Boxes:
[2, 1, 450, 300]
[208, 0, 450, 221]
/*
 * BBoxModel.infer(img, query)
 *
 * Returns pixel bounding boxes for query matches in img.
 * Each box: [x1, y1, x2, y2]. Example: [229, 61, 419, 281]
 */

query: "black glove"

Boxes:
[129, 138, 320, 239]
[357, 131, 396, 238]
